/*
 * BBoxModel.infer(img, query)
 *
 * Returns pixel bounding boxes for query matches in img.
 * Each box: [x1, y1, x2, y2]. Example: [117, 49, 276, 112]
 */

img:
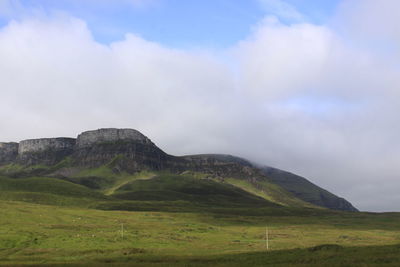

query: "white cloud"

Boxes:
[235, 16, 333, 100]
[334, 0, 400, 59]
[1, 0, 400, 212]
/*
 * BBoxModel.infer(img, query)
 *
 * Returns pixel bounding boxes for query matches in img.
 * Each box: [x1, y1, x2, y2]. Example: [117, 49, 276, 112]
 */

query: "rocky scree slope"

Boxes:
[0, 128, 357, 211]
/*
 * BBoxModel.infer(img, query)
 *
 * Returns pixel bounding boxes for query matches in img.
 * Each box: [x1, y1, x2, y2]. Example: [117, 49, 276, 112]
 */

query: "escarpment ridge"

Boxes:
[0, 129, 156, 158]
[76, 128, 151, 148]
[0, 128, 168, 168]
[17, 138, 76, 165]
[0, 128, 358, 212]
[18, 138, 76, 154]
[73, 128, 172, 170]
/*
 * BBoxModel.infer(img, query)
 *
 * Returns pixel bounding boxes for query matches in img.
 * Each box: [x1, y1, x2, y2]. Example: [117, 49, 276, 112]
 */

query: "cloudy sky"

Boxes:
[0, 0, 399, 212]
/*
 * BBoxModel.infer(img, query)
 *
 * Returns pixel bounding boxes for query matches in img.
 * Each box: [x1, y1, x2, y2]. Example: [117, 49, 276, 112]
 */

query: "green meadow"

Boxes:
[0, 171, 400, 266]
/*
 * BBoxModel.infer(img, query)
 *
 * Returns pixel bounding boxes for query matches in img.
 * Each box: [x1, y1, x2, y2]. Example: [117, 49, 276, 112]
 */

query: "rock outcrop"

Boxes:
[0, 142, 19, 165]
[180, 154, 261, 179]
[18, 138, 76, 154]
[76, 128, 151, 148]
[73, 128, 174, 171]
[18, 138, 76, 165]
[0, 129, 173, 170]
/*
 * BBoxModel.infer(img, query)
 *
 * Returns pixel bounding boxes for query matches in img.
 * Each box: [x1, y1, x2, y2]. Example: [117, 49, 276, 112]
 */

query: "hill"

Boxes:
[0, 128, 357, 211]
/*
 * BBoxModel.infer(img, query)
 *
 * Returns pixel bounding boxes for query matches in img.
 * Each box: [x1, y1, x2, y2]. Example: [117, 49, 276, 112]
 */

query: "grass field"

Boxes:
[1, 200, 400, 266]
[0, 171, 400, 266]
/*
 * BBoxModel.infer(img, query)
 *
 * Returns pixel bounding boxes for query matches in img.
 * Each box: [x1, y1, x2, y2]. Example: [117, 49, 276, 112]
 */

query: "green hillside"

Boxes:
[0, 163, 353, 216]
[113, 174, 277, 206]
[224, 177, 318, 208]
[262, 167, 358, 211]
[0, 170, 285, 214]
[0, 176, 108, 206]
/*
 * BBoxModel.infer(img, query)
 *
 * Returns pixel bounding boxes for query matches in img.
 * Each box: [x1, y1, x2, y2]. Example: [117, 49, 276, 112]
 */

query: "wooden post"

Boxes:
[121, 223, 124, 239]
[266, 227, 269, 250]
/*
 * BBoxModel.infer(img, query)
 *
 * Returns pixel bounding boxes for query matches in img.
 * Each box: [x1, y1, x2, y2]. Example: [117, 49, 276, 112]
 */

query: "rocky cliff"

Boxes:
[0, 142, 18, 165]
[0, 129, 175, 171]
[72, 128, 178, 172]
[180, 154, 261, 179]
[18, 138, 76, 165]
[76, 128, 151, 148]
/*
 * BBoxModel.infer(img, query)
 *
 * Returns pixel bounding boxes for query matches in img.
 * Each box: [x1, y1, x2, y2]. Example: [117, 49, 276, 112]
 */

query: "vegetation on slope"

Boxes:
[184, 154, 357, 211]
[224, 177, 318, 209]
[113, 174, 276, 206]
[0, 163, 350, 215]
[262, 166, 358, 211]
[0, 176, 108, 206]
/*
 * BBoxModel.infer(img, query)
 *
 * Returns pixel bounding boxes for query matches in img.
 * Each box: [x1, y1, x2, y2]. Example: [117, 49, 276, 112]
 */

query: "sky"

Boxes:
[0, 0, 399, 212]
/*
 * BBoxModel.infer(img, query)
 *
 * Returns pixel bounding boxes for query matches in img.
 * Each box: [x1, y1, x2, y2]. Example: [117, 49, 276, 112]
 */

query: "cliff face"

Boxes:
[179, 154, 261, 179]
[19, 138, 76, 154]
[1, 129, 174, 171]
[73, 129, 174, 172]
[76, 128, 151, 148]
[0, 142, 19, 165]
[17, 138, 76, 165]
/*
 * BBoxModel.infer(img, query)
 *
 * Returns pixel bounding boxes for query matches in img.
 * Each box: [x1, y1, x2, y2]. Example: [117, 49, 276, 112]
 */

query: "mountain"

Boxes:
[0, 128, 357, 212]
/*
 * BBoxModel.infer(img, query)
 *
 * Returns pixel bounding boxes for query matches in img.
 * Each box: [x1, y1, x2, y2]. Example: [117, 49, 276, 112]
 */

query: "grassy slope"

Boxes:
[0, 176, 108, 206]
[0, 172, 282, 214]
[94, 173, 288, 214]
[113, 174, 277, 206]
[0, 200, 399, 266]
[176, 170, 318, 209]
[58, 165, 306, 211]
[224, 177, 318, 209]
[0, 157, 73, 177]
[0, 158, 331, 210]
[68, 166, 155, 195]
[262, 167, 358, 211]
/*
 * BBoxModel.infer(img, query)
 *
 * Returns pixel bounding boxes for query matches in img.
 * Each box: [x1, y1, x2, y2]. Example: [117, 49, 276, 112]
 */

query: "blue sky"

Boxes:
[0, 0, 341, 47]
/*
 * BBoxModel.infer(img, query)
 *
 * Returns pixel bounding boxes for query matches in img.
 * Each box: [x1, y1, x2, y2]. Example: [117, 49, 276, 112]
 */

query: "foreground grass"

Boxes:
[0, 200, 400, 266]
[4, 245, 400, 267]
